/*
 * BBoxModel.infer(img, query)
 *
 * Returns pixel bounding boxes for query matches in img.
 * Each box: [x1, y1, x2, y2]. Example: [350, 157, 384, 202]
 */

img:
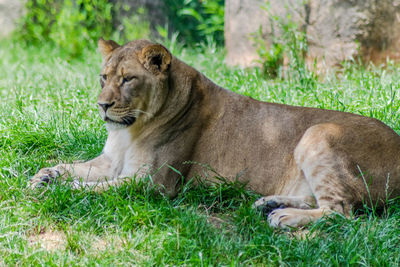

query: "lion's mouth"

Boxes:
[105, 116, 136, 126]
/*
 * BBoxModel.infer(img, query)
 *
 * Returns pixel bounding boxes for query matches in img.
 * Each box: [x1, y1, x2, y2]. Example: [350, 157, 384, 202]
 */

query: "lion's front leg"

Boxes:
[30, 154, 112, 189]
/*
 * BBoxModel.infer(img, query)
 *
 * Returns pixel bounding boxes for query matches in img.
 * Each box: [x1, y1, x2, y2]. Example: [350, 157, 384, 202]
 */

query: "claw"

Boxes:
[256, 199, 286, 216]
[29, 168, 61, 189]
[40, 175, 51, 184]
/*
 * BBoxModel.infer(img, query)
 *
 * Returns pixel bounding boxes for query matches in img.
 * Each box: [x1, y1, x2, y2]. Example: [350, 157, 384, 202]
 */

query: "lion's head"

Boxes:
[97, 38, 172, 130]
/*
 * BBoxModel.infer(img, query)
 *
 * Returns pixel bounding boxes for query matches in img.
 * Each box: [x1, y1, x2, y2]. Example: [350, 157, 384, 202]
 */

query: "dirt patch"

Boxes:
[28, 230, 122, 252]
[207, 215, 227, 229]
[28, 230, 66, 251]
[27, 228, 146, 261]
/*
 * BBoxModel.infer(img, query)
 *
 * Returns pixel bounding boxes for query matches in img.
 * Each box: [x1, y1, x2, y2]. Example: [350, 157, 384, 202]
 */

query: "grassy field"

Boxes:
[0, 38, 400, 266]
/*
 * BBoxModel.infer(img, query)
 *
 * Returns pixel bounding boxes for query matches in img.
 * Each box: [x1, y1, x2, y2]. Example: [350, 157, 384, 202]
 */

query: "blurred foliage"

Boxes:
[16, 0, 114, 57]
[251, 26, 284, 78]
[172, 0, 225, 45]
[111, 5, 151, 43]
[14, 0, 225, 58]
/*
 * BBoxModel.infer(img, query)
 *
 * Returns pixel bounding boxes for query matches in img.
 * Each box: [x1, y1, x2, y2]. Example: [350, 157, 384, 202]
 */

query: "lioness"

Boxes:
[31, 39, 400, 228]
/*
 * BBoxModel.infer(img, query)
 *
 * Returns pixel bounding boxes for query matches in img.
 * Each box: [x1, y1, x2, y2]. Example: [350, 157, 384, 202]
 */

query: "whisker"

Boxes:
[129, 109, 153, 116]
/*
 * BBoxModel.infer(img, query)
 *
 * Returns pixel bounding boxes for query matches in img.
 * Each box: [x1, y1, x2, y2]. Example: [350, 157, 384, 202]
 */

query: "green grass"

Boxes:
[1, 39, 400, 266]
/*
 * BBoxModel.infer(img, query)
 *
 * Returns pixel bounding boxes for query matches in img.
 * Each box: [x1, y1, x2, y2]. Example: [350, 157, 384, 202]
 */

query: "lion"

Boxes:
[30, 38, 400, 228]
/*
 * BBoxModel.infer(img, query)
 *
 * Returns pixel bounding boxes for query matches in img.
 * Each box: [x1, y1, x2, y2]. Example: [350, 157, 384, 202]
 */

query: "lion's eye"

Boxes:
[100, 74, 107, 81]
[122, 76, 136, 84]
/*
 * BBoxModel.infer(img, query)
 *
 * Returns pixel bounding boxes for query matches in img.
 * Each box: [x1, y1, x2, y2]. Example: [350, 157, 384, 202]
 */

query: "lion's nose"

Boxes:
[98, 101, 115, 112]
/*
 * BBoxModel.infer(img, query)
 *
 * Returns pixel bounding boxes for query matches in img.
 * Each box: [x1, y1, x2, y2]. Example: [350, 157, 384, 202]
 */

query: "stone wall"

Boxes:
[225, 0, 400, 68]
[0, 0, 25, 38]
[225, 0, 306, 66]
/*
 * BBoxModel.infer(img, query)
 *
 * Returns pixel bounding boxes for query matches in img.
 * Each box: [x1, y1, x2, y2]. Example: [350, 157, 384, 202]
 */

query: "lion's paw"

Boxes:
[29, 168, 60, 189]
[267, 208, 312, 229]
[253, 197, 286, 216]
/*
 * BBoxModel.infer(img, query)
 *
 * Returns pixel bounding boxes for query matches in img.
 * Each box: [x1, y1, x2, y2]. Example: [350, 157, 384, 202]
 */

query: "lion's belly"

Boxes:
[188, 126, 298, 196]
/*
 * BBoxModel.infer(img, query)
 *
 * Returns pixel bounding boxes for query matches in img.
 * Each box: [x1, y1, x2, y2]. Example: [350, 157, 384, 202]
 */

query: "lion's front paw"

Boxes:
[267, 208, 313, 229]
[29, 168, 61, 189]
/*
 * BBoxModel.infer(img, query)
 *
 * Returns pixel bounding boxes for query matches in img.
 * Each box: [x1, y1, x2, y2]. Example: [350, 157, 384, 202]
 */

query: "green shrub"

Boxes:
[253, 1, 317, 87]
[50, 0, 114, 57]
[15, 0, 225, 57]
[16, 0, 60, 43]
[16, 0, 150, 58]
[251, 26, 284, 78]
[175, 0, 225, 45]
[114, 7, 151, 42]
[16, 0, 114, 57]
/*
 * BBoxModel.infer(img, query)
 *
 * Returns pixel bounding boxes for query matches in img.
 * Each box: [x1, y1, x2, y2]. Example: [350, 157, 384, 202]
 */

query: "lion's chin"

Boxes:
[104, 116, 136, 131]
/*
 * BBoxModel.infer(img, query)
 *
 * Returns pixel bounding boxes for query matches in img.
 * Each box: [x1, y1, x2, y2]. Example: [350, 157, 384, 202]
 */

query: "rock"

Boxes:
[225, 0, 400, 68]
[224, 0, 266, 67]
[307, 0, 400, 67]
[0, 0, 25, 38]
[225, 0, 306, 67]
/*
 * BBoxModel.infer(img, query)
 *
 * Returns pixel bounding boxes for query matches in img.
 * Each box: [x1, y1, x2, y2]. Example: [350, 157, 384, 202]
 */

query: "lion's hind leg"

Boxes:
[265, 123, 363, 228]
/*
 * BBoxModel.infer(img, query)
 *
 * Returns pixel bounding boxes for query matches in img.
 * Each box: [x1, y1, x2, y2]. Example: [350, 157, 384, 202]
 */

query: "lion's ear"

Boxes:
[98, 38, 120, 59]
[138, 44, 171, 74]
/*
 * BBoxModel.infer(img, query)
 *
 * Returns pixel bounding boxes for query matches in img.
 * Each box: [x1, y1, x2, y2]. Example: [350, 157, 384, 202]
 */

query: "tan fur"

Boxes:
[30, 39, 400, 228]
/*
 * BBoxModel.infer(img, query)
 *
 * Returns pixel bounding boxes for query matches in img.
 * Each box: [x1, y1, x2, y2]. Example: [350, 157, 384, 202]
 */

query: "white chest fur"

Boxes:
[103, 128, 152, 178]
